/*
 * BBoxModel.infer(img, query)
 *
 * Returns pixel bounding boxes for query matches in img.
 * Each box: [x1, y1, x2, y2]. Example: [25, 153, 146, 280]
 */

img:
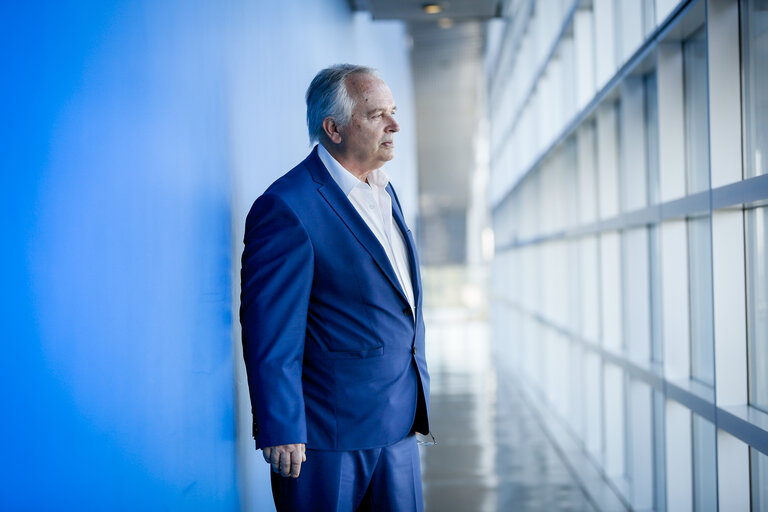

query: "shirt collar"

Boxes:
[318, 143, 390, 196]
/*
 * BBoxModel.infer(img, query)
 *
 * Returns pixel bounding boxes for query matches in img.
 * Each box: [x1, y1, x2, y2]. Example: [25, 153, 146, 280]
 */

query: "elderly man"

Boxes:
[240, 64, 430, 511]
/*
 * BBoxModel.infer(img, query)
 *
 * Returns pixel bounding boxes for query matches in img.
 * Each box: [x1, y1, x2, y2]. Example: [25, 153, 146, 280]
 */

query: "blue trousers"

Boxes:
[270, 435, 423, 512]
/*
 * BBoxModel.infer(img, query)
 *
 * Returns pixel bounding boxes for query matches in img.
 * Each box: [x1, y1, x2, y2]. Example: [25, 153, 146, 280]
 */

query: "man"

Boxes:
[240, 64, 430, 511]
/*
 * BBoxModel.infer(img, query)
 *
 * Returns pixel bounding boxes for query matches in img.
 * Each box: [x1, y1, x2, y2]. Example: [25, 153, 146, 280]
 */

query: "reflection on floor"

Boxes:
[420, 306, 597, 512]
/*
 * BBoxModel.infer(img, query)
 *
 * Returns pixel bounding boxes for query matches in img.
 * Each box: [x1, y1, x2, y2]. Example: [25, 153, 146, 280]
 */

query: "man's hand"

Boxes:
[261, 443, 306, 478]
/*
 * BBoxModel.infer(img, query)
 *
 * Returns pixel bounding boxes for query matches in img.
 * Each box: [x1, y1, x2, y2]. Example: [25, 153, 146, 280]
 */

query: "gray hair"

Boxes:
[305, 64, 378, 144]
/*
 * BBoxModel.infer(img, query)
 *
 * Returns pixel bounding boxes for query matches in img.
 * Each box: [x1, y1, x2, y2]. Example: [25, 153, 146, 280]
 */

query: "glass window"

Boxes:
[649, 225, 663, 364]
[747, 206, 768, 412]
[742, 0, 768, 177]
[683, 27, 710, 194]
[688, 215, 714, 386]
[692, 415, 718, 511]
[753, 448, 768, 512]
[643, 0, 656, 37]
[645, 72, 660, 204]
[652, 390, 666, 512]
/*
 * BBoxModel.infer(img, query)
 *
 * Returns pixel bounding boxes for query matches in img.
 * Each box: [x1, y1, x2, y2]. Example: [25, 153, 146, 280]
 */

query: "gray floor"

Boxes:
[419, 308, 597, 512]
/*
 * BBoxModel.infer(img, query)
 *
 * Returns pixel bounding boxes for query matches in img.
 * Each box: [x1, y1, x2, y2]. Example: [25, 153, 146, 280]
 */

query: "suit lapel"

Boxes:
[305, 149, 409, 304]
[387, 184, 422, 310]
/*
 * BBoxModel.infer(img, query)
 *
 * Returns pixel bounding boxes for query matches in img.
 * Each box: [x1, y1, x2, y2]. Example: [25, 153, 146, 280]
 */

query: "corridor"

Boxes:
[7, 0, 768, 509]
[419, 275, 600, 512]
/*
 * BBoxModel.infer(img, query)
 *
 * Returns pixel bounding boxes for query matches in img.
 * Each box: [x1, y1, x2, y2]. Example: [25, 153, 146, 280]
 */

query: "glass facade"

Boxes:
[649, 225, 663, 364]
[683, 26, 710, 194]
[652, 390, 666, 512]
[692, 415, 718, 511]
[688, 215, 714, 386]
[644, 72, 660, 205]
[742, 0, 768, 177]
[747, 206, 768, 412]
[753, 448, 768, 512]
[486, 0, 768, 509]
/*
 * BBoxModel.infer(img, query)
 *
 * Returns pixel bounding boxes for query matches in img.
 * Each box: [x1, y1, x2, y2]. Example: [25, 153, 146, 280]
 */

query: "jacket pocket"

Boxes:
[321, 346, 384, 360]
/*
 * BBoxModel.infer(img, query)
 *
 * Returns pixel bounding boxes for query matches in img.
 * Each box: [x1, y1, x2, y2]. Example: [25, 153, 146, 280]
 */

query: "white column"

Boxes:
[717, 430, 750, 511]
[618, 0, 644, 65]
[712, 210, 747, 406]
[666, 400, 693, 511]
[707, 0, 743, 188]
[574, 8, 596, 109]
[593, 0, 617, 88]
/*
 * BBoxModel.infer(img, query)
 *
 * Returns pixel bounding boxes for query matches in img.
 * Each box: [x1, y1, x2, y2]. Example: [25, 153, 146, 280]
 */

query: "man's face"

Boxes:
[338, 74, 400, 173]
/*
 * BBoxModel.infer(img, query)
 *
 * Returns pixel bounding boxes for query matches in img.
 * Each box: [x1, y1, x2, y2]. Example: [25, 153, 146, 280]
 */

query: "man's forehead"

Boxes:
[348, 75, 392, 97]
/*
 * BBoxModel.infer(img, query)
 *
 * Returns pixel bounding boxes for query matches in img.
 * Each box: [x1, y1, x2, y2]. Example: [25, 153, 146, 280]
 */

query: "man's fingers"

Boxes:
[262, 444, 306, 477]
[290, 456, 302, 478]
[280, 453, 291, 476]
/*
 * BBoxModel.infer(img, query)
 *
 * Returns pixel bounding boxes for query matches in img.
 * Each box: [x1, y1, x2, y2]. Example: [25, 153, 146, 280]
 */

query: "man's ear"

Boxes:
[322, 117, 343, 144]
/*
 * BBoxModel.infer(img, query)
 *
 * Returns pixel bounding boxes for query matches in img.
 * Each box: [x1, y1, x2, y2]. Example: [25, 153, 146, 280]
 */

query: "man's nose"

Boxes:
[387, 117, 400, 133]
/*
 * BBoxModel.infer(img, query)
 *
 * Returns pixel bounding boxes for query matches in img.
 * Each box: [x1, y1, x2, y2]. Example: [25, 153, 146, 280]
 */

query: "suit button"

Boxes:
[412, 347, 417, 355]
[403, 307, 411, 317]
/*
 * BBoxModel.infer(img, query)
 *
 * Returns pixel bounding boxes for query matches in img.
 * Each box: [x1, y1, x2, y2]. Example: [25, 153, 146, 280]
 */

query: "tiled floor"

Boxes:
[420, 307, 597, 512]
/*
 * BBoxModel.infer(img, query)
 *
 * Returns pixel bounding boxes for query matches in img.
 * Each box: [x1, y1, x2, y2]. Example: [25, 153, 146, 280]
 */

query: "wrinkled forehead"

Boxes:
[346, 74, 395, 111]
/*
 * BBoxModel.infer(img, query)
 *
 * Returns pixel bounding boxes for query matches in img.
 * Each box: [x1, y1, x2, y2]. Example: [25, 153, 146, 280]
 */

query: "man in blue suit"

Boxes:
[240, 64, 430, 511]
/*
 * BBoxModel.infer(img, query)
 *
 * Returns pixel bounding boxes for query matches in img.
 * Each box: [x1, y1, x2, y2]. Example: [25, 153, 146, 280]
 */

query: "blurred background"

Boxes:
[3, 0, 767, 510]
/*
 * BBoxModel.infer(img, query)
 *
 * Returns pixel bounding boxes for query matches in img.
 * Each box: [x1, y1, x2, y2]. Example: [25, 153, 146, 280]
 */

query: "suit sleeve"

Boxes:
[240, 192, 313, 449]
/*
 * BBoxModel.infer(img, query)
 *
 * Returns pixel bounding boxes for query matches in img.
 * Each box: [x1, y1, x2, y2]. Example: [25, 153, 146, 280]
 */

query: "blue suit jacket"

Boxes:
[240, 147, 430, 451]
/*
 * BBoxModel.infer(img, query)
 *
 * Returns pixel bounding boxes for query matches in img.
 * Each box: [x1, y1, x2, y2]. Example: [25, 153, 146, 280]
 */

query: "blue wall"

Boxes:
[1, 1, 417, 510]
[2, 1, 237, 509]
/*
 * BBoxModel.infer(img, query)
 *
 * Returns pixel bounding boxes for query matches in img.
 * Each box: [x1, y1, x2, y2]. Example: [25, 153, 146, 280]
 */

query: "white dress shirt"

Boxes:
[318, 144, 415, 312]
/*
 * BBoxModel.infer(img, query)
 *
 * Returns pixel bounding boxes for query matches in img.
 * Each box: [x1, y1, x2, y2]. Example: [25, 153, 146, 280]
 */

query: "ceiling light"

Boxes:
[422, 3, 442, 14]
[437, 17, 454, 29]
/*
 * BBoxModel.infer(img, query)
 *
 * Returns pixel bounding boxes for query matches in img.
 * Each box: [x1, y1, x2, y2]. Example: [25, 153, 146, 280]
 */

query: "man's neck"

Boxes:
[321, 143, 373, 182]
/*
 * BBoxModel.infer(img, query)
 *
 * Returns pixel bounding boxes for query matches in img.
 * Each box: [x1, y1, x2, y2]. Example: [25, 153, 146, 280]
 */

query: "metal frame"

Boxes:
[491, 0, 702, 211]
[496, 173, 768, 252]
[494, 297, 768, 457]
